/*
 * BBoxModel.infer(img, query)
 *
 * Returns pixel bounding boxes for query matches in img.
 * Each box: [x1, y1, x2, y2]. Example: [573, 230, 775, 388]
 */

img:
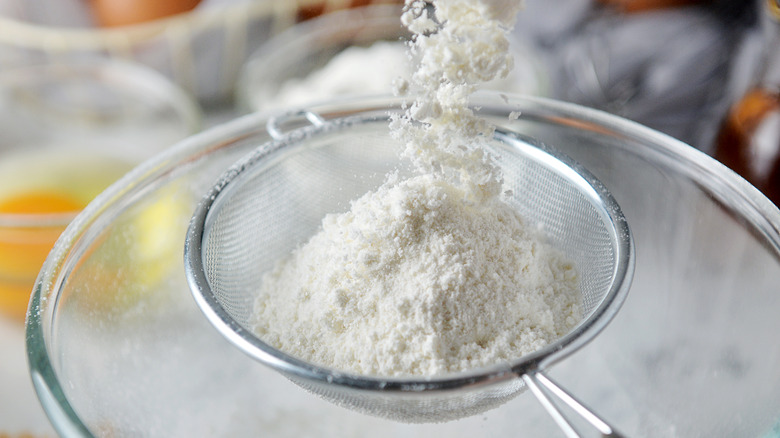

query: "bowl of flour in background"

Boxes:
[235, 5, 550, 113]
[0, 0, 403, 106]
[25, 92, 780, 437]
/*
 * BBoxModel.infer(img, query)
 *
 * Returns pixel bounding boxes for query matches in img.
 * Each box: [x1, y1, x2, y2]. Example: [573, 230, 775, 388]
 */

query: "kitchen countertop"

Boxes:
[0, 315, 55, 437]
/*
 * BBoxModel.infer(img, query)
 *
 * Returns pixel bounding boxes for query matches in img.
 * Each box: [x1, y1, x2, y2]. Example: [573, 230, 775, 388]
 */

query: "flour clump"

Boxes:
[250, 0, 583, 377]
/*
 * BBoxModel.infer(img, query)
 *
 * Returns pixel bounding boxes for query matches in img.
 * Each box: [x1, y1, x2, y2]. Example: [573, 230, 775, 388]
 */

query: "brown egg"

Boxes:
[90, 0, 202, 27]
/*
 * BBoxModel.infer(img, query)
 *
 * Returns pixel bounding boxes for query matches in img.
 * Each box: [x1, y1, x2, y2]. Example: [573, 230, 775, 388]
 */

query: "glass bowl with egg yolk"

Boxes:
[0, 151, 134, 321]
[0, 59, 200, 322]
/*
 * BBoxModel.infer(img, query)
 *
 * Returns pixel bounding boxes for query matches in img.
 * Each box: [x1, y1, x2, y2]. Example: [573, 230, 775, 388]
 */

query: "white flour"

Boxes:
[261, 39, 545, 111]
[251, 0, 582, 377]
[263, 41, 411, 109]
[390, 0, 525, 199]
[253, 174, 580, 376]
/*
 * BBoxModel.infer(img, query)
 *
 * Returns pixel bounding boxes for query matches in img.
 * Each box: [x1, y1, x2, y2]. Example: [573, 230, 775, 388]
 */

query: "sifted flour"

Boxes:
[251, 0, 582, 377]
[252, 174, 581, 376]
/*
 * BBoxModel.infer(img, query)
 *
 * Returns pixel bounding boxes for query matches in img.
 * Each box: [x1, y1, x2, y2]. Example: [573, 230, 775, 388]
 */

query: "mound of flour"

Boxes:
[252, 174, 581, 376]
[251, 0, 583, 377]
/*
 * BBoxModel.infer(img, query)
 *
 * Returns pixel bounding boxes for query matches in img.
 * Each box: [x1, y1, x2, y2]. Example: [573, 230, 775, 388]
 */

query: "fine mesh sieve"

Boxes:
[184, 110, 634, 436]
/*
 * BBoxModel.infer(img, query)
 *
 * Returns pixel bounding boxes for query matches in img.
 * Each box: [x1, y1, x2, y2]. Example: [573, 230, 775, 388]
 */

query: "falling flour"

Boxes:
[251, 0, 583, 377]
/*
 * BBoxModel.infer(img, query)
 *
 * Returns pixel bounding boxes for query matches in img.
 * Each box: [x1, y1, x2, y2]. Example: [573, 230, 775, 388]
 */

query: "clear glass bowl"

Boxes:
[27, 92, 780, 437]
[236, 5, 549, 112]
[0, 57, 199, 436]
[0, 58, 200, 323]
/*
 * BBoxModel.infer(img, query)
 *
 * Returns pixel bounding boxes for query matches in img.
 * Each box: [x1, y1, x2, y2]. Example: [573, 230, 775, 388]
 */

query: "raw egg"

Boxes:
[0, 150, 133, 321]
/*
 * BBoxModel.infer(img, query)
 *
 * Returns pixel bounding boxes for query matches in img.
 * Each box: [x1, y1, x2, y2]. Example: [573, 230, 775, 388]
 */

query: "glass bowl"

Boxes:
[27, 92, 780, 437]
[0, 57, 199, 436]
[0, 58, 200, 323]
[236, 5, 549, 112]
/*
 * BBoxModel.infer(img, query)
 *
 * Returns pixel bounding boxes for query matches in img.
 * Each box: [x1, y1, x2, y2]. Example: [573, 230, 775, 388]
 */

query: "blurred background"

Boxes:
[0, 0, 776, 436]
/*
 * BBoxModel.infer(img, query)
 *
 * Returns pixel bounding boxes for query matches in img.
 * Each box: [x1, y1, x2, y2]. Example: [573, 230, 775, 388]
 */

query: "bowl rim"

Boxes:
[25, 92, 780, 435]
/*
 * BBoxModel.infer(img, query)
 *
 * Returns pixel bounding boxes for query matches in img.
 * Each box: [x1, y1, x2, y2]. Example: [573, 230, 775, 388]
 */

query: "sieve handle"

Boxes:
[522, 371, 625, 438]
[266, 110, 326, 140]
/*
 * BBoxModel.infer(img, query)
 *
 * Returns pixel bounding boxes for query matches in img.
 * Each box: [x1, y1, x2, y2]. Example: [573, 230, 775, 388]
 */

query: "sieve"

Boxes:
[184, 109, 634, 437]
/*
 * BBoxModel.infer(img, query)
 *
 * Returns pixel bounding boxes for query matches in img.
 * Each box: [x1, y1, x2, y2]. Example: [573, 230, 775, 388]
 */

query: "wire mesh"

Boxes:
[187, 114, 630, 423]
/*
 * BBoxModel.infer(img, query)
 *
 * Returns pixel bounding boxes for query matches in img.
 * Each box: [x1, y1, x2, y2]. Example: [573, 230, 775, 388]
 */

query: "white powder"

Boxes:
[262, 39, 545, 111]
[252, 174, 580, 376]
[263, 41, 411, 110]
[390, 0, 525, 199]
[251, 0, 582, 377]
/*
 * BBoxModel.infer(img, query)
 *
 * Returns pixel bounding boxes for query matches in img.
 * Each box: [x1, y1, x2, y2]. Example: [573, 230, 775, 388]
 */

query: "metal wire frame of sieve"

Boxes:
[184, 110, 634, 437]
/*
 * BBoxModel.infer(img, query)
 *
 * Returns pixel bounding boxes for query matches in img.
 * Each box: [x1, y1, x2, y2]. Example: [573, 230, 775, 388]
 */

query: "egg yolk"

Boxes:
[0, 191, 83, 214]
[0, 191, 85, 321]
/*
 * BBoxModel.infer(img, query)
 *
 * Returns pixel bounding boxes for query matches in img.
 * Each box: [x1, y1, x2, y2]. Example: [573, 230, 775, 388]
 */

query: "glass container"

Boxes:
[27, 92, 780, 437]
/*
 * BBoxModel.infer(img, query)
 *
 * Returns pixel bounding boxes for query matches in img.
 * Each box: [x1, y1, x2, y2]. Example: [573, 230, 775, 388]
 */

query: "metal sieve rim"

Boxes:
[183, 112, 634, 395]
